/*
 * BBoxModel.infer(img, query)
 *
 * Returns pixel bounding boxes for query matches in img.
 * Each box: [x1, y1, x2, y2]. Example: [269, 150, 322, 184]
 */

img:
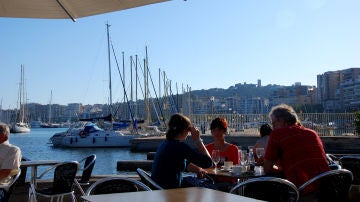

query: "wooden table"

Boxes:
[21, 160, 62, 186]
[81, 187, 265, 202]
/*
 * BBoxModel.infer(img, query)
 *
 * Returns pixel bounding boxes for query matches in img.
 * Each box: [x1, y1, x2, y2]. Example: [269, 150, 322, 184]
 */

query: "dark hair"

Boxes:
[166, 113, 191, 140]
[269, 104, 300, 125]
[210, 117, 228, 131]
[259, 123, 272, 137]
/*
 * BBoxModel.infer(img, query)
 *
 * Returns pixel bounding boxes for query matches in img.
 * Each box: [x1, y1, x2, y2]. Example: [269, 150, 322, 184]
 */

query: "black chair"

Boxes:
[28, 161, 79, 202]
[136, 168, 163, 190]
[298, 169, 353, 202]
[339, 156, 360, 185]
[85, 177, 151, 195]
[0, 170, 21, 202]
[229, 177, 299, 202]
[18, 157, 30, 185]
[326, 153, 341, 170]
[74, 154, 96, 195]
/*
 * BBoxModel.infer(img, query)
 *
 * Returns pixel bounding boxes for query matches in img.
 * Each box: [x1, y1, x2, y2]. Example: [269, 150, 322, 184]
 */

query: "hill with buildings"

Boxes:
[1, 67, 359, 125]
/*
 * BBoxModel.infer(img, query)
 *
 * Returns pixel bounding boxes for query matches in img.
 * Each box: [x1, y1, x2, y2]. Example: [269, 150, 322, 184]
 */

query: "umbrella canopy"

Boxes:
[0, 0, 169, 22]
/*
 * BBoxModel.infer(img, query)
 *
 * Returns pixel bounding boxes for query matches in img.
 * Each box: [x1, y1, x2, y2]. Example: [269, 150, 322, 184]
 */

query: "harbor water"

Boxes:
[10, 128, 147, 178]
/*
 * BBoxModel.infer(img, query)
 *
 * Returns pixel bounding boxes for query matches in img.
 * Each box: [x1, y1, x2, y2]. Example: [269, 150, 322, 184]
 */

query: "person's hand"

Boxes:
[196, 167, 207, 178]
[189, 125, 201, 142]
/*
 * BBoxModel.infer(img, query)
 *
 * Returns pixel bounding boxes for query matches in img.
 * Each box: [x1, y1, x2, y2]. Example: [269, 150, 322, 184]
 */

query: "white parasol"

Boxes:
[0, 0, 169, 22]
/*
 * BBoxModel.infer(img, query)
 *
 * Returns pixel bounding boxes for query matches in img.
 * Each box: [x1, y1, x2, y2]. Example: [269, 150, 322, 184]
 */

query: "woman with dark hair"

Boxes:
[151, 114, 212, 189]
[254, 123, 272, 164]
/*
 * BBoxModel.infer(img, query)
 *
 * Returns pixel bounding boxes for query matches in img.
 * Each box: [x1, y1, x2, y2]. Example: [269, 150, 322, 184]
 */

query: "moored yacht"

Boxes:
[49, 121, 139, 148]
[11, 122, 30, 133]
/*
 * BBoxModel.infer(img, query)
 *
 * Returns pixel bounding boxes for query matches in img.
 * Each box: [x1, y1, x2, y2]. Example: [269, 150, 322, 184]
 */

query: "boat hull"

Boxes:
[11, 123, 30, 133]
[50, 131, 135, 148]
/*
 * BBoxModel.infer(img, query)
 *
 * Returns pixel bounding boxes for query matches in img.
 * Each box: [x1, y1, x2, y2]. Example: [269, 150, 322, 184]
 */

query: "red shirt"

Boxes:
[265, 125, 330, 193]
[206, 142, 239, 183]
[206, 143, 239, 165]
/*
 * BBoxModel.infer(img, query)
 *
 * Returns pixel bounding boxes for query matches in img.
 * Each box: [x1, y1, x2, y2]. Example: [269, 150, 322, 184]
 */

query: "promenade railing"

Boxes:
[191, 113, 356, 136]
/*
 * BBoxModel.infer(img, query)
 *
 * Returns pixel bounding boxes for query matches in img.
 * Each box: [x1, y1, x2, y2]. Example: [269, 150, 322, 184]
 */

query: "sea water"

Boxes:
[10, 128, 147, 179]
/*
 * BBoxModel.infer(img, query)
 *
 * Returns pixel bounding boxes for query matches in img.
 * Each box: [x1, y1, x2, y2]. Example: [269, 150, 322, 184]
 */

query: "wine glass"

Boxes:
[256, 147, 265, 166]
[211, 150, 221, 172]
[256, 147, 265, 159]
[240, 150, 248, 166]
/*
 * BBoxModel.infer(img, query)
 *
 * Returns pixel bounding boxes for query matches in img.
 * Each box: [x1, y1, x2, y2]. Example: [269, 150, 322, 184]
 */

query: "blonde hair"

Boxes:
[269, 104, 300, 125]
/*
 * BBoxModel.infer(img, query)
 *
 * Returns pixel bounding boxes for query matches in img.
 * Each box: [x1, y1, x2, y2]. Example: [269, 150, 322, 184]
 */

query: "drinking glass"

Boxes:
[211, 150, 221, 172]
[240, 150, 248, 166]
[256, 147, 265, 159]
[255, 147, 265, 169]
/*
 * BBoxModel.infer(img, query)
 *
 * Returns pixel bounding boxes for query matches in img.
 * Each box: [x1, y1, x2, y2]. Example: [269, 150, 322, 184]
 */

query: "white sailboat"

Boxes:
[12, 65, 30, 133]
[49, 24, 142, 147]
[41, 90, 60, 128]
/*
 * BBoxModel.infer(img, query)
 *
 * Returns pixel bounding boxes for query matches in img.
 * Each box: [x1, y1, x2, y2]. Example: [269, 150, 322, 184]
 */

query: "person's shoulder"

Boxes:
[228, 143, 239, 150]
[292, 125, 317, 134]
[206, 142, 214, 147]
[2, 142, 20, 151]
[11, 144, 21, 151]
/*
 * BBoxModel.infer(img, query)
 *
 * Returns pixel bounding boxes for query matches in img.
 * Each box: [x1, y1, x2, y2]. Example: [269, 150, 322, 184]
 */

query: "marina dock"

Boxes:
[130, 135, 360, 154]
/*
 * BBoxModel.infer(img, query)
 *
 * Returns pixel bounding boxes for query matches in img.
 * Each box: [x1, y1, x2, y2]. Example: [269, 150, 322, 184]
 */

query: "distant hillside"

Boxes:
[191, 83, 281, 99]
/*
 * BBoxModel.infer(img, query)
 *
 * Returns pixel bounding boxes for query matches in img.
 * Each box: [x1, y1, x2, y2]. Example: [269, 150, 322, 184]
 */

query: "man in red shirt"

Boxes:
[264, 104, 330, 194]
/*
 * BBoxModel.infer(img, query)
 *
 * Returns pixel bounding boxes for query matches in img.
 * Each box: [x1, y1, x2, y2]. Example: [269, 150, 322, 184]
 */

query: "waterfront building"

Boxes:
[317, 67, 360, 112]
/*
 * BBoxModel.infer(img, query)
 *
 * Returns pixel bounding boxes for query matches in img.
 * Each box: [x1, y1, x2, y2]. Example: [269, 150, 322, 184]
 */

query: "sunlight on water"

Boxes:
[11, 128, 147, 180]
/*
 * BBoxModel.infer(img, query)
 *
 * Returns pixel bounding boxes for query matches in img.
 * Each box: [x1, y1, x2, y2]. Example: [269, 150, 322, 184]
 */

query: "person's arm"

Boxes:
[186, 163, 207, 178]
[263, 159, 275, 173]
[182, 141, 213, 168]
[189, 126, 210, 157]
[253, 142, 259, 160]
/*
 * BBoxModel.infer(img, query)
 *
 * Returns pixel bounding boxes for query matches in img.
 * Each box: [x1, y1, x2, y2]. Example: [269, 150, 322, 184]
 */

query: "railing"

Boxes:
[191, 113, 356, 136]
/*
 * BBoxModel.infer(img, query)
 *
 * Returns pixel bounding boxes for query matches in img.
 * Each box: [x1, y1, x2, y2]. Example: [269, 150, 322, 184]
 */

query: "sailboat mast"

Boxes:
[49, 90, 52, 124]
[130, 55, 133, 120]
[144, 59, 149, 124]
[106, 23, 113, 114]
[122, 51, 126, 118]
[20, 65, 25, 123]
[135, 55, 138, 119]
[145, 47, 152, 125]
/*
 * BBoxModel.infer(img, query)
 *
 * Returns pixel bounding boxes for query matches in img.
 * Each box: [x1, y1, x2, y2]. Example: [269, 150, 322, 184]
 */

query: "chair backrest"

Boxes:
[298, 169, 353, 202]
[52, 162, 79, 193]
[230, 177, 299, 202]
[85, 177, 151, 195]
[79, 154, 96, 183]
[136, 168, 163, 190]
[18, 157, 30, 185]
[340, 156, 360, 185]
[0, 170, 21, 202]
[326, 153, 341, 170]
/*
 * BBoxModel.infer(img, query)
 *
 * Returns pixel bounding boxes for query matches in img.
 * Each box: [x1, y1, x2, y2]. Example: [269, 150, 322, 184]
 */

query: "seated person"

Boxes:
[205, 117, 239, 166]
[206, 117, 239, 187]
[253, 123, 272, 165]
[0, 123, 22, 202]
[151, 114, 213, 189]
[264, 104, 330, 195]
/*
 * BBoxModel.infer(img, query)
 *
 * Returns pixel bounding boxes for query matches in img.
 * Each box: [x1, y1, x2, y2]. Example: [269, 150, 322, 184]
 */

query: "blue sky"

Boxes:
[1, 0, 359, 109]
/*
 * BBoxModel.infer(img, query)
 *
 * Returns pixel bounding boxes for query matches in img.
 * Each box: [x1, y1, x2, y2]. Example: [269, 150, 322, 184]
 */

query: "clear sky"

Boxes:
[1, 0, 359, 109]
